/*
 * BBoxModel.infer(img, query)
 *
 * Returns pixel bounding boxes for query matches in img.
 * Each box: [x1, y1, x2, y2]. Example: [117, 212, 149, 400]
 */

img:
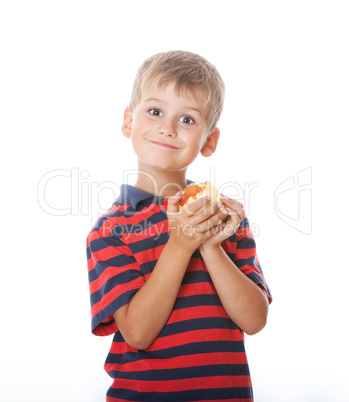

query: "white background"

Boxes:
[1, 1, 348, 401]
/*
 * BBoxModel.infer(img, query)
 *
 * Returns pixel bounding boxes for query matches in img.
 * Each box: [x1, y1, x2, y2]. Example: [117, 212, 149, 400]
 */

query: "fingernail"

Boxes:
[217, 202, 222, 208]
[206, 196, 211, 201]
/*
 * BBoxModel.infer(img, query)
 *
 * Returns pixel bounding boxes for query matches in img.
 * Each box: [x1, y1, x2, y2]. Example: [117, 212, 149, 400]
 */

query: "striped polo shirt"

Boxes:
[86, 182, 272, 401]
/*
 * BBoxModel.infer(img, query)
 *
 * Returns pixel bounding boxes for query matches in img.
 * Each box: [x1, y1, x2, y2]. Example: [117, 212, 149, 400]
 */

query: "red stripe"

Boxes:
[221, 241, 237, 254]
[133, 243, 165, 262]
[146, 328, 242, 352]
[87, 223, 115, 243]
[90, 243, 132, 263]
[236, 247, 257, 260]
[87, 256, 94, 272]
[87, 229, 100, 243]
[93, 320, 118, 336]
[110, 375, 251, 392]
[89, 262, 140, 294]
[142, 258, 210, 282]
[88, 202, 165, 242]
[91, 277, 145, 317]
[177, 281, 216, 298]
[240, 265, 265, 278]
[186, 258, 208, 272]
[105, 351, 248, 373]
[105, 208, 156, 227]
[236, 226, 253, 238]
[112, 203, 162, 223]
[167, 305, 228, 325]
[121, 220, 169, 244]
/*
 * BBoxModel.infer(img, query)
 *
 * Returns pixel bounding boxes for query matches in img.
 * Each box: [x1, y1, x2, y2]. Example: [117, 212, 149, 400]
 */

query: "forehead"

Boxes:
[141, 80, 208, 112]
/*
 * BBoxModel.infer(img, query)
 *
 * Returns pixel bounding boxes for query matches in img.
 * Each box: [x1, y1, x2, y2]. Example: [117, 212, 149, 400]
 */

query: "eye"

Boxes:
[179, 115, 195, 124]
[149, 108, 163, 117]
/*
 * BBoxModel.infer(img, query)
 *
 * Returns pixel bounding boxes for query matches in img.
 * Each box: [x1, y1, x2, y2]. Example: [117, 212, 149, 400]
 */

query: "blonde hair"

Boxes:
[130, 50, 225, 133]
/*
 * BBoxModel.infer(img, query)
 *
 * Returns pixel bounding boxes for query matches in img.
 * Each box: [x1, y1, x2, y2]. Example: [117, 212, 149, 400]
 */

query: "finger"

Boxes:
[222, 218, 242, 236]
[166, 191, 183, 216]
[227, 208, 244, 221]
[182, 195, 212, 216]
[182, 199, 224, 230]
[202, 219, 229, 240]
[225, 203, 245, 220]
[228, 206, 245, 227]
[196, 199, 224, 220]
[199, 205, 229, 232]
[222, 195, 244, 208]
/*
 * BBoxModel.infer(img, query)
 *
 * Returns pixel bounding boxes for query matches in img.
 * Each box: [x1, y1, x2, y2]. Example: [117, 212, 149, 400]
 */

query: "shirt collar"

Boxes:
[116, 184, 161, 210]
[116, 180, 194, 210]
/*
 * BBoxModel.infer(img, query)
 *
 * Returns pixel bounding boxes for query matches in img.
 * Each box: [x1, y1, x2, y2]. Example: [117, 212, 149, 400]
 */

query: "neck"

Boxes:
[133, 163, 188, 197]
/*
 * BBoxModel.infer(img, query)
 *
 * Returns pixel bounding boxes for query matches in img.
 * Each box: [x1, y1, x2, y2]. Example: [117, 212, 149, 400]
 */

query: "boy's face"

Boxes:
[122, 81, 219, 176]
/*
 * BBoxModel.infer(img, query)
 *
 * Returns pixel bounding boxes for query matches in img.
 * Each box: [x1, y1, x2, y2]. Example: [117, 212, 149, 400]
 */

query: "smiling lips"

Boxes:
[150, 140, 179, 149]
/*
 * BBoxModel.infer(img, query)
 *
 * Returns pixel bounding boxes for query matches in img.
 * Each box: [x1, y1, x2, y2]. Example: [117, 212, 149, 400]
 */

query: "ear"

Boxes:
[200, 128, 220, 157]
[122, 107, 133, 138]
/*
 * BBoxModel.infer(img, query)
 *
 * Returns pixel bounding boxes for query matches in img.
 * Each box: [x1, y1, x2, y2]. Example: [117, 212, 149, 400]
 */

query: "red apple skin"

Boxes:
[179, 183, 207, 207]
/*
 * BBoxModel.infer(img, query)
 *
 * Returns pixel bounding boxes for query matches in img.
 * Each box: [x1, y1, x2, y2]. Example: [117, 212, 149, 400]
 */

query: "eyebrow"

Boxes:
[144, 98, 202, 114]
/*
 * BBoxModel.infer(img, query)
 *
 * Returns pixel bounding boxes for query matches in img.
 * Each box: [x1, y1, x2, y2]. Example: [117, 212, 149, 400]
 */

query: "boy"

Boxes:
[87, 50, 272, 401]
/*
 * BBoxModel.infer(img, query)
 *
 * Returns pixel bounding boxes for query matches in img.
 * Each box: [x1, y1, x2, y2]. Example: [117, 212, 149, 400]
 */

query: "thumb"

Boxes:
[166, 191, 183, 216]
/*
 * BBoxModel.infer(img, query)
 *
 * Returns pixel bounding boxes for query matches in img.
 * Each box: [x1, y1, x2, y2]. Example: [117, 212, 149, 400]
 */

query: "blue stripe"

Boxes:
[110, 212, 168, 237]
[158, 317, 239, 338]
[129, 231, 169, 254]
[90, 268, 143, 307]
[139, 254, 205, 277]
[88, 233, 124, 253]
[182, 270, 213, 285]
[235, 256, 258, 269]
[224, 232, 238, 244]
[139, 259, 157, 275]
[91, 208, 121, 231]
[109, 363, 250, 381]
[91, 288, 139, 332]
[86, 246, 91, 260]
[107, 386, 253, 401]
[173, 294, 222, 310]
[225, 251, 236, 261]
[247, 272, 272, 298]
[88, 252, 139, 283]
[106, 340, 245, 364]
[236, 236, 256, 250]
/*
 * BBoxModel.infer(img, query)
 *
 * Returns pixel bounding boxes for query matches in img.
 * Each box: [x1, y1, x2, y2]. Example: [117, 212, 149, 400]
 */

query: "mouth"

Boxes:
[150, 141, 179, 149]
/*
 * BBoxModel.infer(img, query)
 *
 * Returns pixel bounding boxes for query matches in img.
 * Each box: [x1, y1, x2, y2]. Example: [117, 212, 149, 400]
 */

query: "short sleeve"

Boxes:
[86, 224, 146, 336]
[222, 217, 272, 304]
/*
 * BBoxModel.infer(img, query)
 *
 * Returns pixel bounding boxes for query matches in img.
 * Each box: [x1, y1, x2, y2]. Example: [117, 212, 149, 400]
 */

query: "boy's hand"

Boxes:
[166, 191, 228, 253]
[199, 196, 244, 250]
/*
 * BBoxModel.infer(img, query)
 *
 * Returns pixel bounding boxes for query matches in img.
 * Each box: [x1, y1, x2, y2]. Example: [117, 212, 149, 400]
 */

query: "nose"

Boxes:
[157, 119, 177, 137]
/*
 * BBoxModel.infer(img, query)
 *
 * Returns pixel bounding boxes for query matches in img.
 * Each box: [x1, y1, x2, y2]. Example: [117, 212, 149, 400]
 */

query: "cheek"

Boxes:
[133, 117, 152, 134]
[186, 136, 204, 153]
[130, 119, 145, 138]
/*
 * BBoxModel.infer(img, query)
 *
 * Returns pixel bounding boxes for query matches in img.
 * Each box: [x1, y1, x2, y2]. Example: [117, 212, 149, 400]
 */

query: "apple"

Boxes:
[179, 182, 223, 214]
